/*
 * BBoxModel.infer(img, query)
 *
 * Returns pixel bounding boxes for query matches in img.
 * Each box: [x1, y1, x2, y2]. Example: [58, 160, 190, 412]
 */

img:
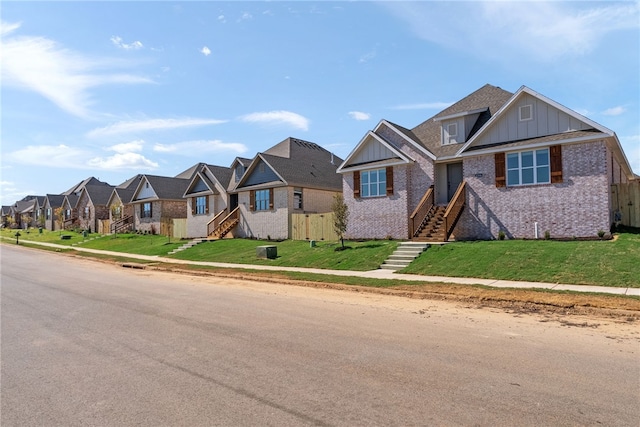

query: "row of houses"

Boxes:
[2, 137, 344, 240]
[3, 84, 638, 241]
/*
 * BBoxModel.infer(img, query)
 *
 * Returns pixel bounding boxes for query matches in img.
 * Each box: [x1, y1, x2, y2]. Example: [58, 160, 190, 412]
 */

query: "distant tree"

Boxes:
[331, 194, 349, 250]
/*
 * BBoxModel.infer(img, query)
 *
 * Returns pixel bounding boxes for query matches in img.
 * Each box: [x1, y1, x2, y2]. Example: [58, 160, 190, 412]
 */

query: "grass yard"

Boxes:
[169, 238, 398, 271]
[0, 227, 86, 245]
[401, 231, 640, 287]
[77, 233, 183, 256]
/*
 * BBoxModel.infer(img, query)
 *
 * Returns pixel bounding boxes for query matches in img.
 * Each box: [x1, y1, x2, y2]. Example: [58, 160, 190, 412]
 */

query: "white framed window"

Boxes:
[361, 169, 386, 198]
[506, 148, 550, 186]
[255, 189, 270, 211]
[519, 104, 533, 121]
[293, 188, 303, 210]
[447, 123, 457, 137]
[84, 206, 90, 218]
[46, 208, 51, 220]
[194, 196, 207, 215]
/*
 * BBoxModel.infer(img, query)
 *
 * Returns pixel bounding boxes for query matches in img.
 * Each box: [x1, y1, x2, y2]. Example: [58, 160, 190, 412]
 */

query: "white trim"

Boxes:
[519, 104, 533, 121]
[338, 158, 408, 174]
[336, 130, 414, 173]
[235, 154, 287, 189]
[456, 85, 615, 156]
[379, 120, 437, 160]
[458, 134, 608, 157]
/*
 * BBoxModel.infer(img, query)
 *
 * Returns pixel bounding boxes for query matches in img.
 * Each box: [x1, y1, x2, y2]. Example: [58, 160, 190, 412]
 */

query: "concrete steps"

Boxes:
[380, 241, 430, 271]
[167, 238, 207, 255]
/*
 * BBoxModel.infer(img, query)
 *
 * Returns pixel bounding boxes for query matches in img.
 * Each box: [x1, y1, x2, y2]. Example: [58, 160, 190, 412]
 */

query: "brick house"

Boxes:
[42, 194, 65, 231]
[107, 174, 143, 233]
[337, 84, 636, 241]
[223, 137, 343, 240]
[75, 184, 114, 233]
[130, 174, 190, 234]
[183, 163, 233, 238]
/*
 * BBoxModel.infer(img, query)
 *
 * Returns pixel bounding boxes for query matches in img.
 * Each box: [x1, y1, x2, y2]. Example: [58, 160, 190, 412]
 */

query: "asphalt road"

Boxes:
[1, 245, 639, 426]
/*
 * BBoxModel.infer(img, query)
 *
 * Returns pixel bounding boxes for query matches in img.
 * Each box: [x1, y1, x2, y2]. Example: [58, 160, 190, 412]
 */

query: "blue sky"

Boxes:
[1, 1, 639, 205]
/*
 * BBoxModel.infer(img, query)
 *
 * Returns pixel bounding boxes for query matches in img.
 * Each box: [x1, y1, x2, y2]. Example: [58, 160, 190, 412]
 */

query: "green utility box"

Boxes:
[256, 245, 277, 259]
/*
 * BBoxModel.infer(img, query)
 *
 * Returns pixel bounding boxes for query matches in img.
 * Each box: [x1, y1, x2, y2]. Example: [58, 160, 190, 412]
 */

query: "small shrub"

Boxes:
[597, 229, 605, 239]
[497, 230, 505, 240]
[544, 230, 551, 240]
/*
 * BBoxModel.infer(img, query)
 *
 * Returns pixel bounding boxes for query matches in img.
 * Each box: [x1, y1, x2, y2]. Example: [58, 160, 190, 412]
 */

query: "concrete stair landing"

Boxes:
[168, 238, 207, 255]
[380, 241, 430, 271]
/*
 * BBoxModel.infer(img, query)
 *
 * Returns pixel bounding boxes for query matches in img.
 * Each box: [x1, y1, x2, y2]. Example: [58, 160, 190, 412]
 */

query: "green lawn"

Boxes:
[3, 227, 638, 287]
[401, 232, 640, 287]
[169, 238, 398, 271]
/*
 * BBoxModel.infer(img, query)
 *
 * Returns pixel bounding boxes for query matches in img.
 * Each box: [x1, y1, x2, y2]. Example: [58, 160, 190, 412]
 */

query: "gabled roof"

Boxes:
[80, 184, 115, 206]
[454, 85, 635, 180]
[410, 84, 514, 158]
[235, 137, 343, 192]
[44, 194, 65, 209]
[131, 174, 190, 202]
[63, 193, 80, 209]
[336, 127, 416, 173]
[62, 177, 111, 195]
[14, 199, 37, 214]
[1, 205, 12, 216]
[108, 175, 143, 206]
[184, 164, 233, 197]
[174, 162, 206, 180]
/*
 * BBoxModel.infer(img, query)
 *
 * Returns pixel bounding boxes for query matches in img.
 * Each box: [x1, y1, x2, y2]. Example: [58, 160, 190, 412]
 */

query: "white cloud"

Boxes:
[0, 22, 153, 118]
[87, 118, 228, 137]
[382, 2, 640, 62]
[5, 144, 157, 171]
[0, 20, 21, 36]
[348, 111, 370, 121]
[218, 15, 226, 23]
[200, 46, 211, 56]
[107, 140, 145, 153]
[110, 36, 144, 50]
[602, 106, 626, 116]
[392, 102, 453, 111]
[87, 153, 158, 170]
[240, 110, 309, 131]
[238, 12, 253, 22]
[359, 50, 377, 63]
[153, 140, 247, 155]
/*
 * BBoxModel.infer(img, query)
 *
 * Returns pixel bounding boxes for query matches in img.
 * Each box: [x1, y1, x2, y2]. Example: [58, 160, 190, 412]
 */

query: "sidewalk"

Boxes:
[11, 239, 640, 297]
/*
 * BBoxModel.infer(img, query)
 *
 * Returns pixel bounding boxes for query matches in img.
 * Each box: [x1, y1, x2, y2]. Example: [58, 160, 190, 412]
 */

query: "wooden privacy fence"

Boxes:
[291, 213, 339, 241]
[611, 182, 640, 228]
[98, 219, 110, 234]
[160, 218, 187, 239]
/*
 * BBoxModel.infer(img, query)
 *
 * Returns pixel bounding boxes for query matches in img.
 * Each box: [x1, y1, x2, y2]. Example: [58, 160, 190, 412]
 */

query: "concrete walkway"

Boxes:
[10, 239, 640, 297]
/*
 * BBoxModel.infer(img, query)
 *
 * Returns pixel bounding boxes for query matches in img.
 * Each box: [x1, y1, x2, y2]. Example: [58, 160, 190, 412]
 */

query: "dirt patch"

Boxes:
[141, 264, 640, 321]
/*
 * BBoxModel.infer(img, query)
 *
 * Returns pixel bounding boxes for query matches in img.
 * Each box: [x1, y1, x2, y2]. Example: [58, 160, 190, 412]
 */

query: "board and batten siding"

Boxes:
[473, 93, 593, 147]
[349, 136, 397, 165]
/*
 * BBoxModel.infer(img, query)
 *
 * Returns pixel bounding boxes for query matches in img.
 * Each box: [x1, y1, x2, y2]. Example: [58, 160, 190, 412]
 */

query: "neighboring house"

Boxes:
[59, 176, 111, 230]
[1, 205, 11, 228]
[337, 84, 636, 241]
[76, 184, 115, 233]
[224, 137, 343, 240]
[42, 194, 65, 231]
[183, 163, 233, 238]
[130, 174, 190, 234]
[61, 193, 80, 229]
[11, 197, 41, 229]
[107, 175, 143, 234]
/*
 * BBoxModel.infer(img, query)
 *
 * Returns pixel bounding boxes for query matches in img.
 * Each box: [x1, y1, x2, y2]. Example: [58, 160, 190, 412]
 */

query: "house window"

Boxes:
[65, 209, 71, 219]
[84, 206, 90, 219]
[293, 188, 303, 210]
[141, 202, 152, 218]
[361, 169, 387, 198]
[255, 189, 270, 211]
[506, 149, 550, 186]
[519, 104, 533, 121]
[113, 206, 122, 220]
[46, 208, 51, 220]
[194, 196, 207, 215]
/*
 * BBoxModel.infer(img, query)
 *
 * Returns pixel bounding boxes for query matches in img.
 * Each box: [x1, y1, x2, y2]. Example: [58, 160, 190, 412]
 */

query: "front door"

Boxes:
[229, 194, 238, 211]
[447, 163, 463, 201]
